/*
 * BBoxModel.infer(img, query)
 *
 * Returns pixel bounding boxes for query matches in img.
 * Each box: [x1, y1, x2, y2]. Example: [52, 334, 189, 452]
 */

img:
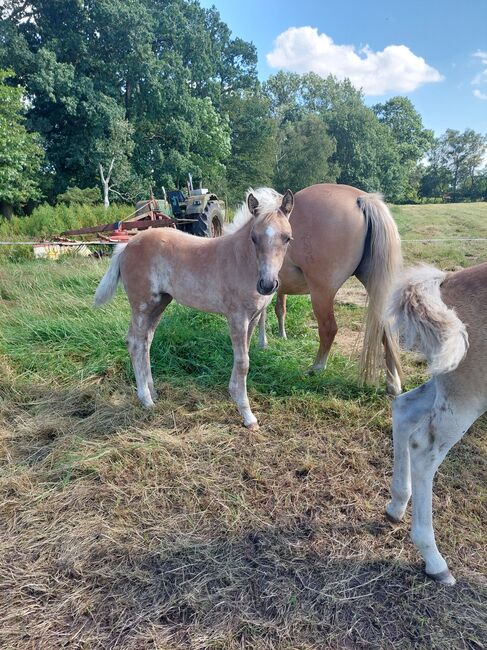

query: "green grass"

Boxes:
[391, 202, 487, 267]
[0, 202, 486, 649]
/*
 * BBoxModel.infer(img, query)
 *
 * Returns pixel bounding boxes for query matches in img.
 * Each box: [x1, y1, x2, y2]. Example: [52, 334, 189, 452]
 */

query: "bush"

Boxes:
[56, 186, 101, 205]
[0, 202, 129, 240]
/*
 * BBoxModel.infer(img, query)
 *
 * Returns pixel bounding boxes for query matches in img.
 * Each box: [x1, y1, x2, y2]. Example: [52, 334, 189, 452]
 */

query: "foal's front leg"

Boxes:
[228, 315, 258, 429]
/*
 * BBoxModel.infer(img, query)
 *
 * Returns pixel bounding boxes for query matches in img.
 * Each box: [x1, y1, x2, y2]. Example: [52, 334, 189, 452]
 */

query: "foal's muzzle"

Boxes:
[257, 278, 279, 295]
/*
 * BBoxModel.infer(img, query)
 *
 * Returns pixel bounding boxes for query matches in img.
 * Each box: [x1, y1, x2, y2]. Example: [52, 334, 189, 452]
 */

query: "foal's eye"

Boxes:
[251, 232, 257, 244]
[282, 235, 292, 244]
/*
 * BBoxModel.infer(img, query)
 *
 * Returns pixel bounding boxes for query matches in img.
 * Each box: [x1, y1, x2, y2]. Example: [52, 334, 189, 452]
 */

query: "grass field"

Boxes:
[0, 202, 486, 649]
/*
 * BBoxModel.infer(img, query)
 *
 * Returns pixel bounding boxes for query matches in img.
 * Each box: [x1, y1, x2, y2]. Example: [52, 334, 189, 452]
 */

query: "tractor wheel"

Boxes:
[191, 201, 224, 237]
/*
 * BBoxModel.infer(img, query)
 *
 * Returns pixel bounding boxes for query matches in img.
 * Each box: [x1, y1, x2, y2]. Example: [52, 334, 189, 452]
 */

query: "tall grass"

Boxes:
[0, 259, 372, 404]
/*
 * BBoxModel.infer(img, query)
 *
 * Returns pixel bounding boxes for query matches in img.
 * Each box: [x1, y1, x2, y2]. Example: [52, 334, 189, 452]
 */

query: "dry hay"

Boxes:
[0, 365, 486, 649]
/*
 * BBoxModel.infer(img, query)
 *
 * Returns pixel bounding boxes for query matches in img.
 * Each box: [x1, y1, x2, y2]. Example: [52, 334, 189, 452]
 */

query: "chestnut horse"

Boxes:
[386, 263, 487, 585]
[258, 183, 403, 394]
[94, 188, 294, 429]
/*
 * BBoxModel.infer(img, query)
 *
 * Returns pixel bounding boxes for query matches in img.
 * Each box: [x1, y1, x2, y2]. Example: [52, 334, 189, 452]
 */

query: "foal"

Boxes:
[95, 189, 294, 429]
[385, 263, 487, 585]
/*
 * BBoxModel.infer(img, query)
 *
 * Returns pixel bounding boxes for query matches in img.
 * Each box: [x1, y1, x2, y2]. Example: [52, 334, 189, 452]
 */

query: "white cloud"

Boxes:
[472, 50, 487, 100]
[266, 26, 443, 96]
[473, 89, 487, 100]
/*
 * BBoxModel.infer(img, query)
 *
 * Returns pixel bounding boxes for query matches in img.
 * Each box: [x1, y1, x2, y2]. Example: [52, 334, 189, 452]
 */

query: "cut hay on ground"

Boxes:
[1, 367, 486, 649]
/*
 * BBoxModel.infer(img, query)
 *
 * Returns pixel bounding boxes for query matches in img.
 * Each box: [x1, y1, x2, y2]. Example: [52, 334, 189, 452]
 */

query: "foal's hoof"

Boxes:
[426, 568, 456, 586]
[246, 421, 260, 431]
[384, 501, 406, 523]
[384, 508, 403, 524]
[386, 383, 402, 397]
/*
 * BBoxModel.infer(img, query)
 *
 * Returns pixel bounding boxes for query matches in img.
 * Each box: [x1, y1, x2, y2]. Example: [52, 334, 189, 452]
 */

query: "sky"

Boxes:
[199, 0, 487, 136]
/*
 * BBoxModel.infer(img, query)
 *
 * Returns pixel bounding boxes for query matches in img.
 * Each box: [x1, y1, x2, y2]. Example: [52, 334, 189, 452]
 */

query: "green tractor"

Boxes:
[135, 176, 225, 238]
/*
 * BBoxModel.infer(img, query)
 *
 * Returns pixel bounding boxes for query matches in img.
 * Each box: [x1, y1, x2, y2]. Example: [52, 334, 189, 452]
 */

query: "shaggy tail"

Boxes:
[357, 194, 403, 384]
[386, 265, 468, 375]
[94, 244, 126, 306]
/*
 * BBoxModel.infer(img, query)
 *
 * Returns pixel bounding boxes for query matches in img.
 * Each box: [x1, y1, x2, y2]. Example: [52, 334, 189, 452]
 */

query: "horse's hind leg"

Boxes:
[257, 309, 267, 348]
[308, 289, 337, 373]
[127, 293, 172, 407]
[276, 293, 287, 339]
[383, 330, 402, 396]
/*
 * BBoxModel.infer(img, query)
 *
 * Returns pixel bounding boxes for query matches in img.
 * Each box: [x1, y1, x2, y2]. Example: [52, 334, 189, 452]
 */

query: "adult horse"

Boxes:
[94, 188, 294, 429]
[258, 183, 402, 395]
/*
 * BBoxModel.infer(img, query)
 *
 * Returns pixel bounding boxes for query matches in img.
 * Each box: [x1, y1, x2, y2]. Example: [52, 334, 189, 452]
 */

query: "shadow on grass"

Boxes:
[2, 515, 486, 649]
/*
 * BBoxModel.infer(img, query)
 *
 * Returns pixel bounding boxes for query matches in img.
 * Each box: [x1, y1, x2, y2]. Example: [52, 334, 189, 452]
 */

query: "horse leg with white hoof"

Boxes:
[228, 316, 260, 429]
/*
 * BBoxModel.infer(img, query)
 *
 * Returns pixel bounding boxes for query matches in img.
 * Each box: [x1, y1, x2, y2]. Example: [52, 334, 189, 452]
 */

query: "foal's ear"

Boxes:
[280, 189, 294, 218]
[247, 192, 259, 216]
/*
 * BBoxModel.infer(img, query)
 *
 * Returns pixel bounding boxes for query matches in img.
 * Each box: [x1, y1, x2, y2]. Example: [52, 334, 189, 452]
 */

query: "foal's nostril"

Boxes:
[257, 278, 279, 295]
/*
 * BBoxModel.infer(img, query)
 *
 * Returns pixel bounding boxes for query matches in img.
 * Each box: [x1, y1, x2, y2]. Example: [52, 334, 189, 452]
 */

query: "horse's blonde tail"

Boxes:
[387, 265, 468, 375]
[357, 194, 403, 384]
[94, 244, 126, 306]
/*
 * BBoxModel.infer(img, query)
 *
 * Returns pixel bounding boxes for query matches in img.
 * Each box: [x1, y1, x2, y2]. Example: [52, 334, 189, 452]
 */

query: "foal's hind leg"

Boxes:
[126, 294, 172, 407]
[386, 380, 436, 523]
[308, 289, 337, 373]
[408, 390, 479, 585]
[388, 380, 480, 584]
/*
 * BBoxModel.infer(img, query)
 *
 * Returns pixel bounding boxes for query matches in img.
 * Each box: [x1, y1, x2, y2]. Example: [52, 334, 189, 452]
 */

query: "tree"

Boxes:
[0, 69, 43, 217]
[439, 129, 486, 201]
[223, 91, 277, 204]
[263, 72, 410, 200]
[274, 114, 338, 192]
[373, 97, 433, 201]
[0, 0, 256, 196]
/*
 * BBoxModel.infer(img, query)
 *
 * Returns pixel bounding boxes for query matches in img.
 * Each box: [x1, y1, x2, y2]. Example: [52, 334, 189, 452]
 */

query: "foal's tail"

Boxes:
[357, 194, 403, 384]
[386, 265, 468, 376]
[94, 244, 127, 307]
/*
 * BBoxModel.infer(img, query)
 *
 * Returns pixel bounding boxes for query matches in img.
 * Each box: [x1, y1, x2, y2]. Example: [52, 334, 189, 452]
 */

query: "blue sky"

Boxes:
[200, 0, 487, 136]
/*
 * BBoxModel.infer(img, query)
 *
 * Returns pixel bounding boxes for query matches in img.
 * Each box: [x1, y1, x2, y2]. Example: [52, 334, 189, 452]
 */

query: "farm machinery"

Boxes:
[60, 178, 225, 243]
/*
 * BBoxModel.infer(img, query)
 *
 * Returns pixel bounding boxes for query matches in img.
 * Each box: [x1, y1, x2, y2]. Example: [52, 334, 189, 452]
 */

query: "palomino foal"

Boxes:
[386, 263, 487, 585]
[95, 189, 294, 429]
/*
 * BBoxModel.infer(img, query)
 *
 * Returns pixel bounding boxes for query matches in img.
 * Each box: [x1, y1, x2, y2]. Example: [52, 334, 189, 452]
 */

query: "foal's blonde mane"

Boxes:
[224, 187, 282, 234]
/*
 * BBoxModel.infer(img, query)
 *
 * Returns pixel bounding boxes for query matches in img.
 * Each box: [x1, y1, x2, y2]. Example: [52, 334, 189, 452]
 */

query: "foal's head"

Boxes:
[247, 189, 294, 296]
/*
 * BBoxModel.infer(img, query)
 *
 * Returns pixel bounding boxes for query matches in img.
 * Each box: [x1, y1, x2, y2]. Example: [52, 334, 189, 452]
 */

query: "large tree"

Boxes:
[0, 0, 256, 197]
[274, 114, 338, 192]
[263, 72, 410, 200]
[223, 91, 277, 204]
[373, 97, 433, 201]
[0, 69, 43, 217]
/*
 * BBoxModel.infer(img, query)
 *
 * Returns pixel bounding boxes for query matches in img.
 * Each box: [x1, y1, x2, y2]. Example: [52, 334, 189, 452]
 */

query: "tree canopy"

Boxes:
[0, 69, 44, 217]
[0, 0, 485, 211]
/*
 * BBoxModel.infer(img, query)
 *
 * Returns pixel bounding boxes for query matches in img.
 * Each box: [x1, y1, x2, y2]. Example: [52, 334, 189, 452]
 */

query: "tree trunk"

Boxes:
[99, 158, 115, 211]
